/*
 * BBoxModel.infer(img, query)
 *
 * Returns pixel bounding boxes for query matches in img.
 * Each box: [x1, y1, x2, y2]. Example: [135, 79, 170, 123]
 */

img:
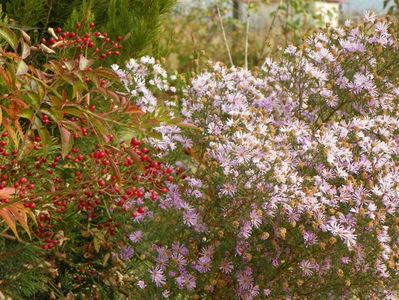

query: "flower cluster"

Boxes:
[125, 12, 399, 299]
[112, 57, 176, 112]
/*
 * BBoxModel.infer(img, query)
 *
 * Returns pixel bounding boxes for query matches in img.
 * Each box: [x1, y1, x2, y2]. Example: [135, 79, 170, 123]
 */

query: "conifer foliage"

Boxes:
[0, 0, 176, 60]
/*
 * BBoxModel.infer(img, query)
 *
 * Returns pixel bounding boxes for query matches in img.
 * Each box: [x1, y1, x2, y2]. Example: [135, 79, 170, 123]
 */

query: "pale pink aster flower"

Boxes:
[300, 260, 314, 276]
[149, 266, 166, 287]
[249, 209, 262, 228]
[129, 230, 143, 243]
[162, 290, 170, 298]
[137, 280, 146, 289]
[219, 258, 234, 274]
[263, 289, 271, 297]
[364, 10, 377, 23]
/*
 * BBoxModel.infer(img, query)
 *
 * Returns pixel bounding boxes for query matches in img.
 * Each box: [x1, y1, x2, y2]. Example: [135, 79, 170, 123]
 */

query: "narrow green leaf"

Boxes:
[38, 127, 51, 153]
[0, 26, 18, 50]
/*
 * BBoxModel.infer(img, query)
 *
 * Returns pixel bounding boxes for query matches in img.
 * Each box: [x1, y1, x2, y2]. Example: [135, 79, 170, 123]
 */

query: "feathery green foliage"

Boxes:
[0, 0, 176, 61]
[0, 241, 49, 299]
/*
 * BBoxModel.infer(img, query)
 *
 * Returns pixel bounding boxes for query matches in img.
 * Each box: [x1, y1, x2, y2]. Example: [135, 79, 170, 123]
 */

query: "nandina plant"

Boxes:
[39, 21, 124, 63]
[0, 24, 181, 298]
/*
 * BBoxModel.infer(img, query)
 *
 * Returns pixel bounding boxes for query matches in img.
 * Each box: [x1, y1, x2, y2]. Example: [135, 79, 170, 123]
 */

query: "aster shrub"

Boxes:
[111, 13, 399, 299]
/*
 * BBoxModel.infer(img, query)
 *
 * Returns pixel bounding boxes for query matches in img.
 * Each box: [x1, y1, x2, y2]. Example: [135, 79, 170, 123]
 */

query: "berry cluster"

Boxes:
[34, 213, 60, 250]
[40, 22, 123, 61]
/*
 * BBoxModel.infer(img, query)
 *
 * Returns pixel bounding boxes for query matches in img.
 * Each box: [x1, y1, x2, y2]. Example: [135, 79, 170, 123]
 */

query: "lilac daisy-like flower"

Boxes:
[172, 242, 189, 256]
[129, 230, 143, 243]
[303, 231, 317, 246]
[263, 289, 271, 297]
[120, 247, 134, 261]
[193, 256, 212, 273]
[162, 290, 170, 298]
[300, 259, 315, 276]
[149, 266, 166, 287]
[137, 280, 146, 289]
[341, 257, 350, 264]
[219, 258, 234, 274]
[249, 209, 262, 228]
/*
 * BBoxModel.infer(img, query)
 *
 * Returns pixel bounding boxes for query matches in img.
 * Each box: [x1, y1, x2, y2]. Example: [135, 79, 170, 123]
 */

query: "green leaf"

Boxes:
[63, 106, 84, 117]
[93, 231, 105, 253]
[93, 236, 101, 253]
[19, 108, 34, 119]
[0, 25, 18, 50]
[26, 92, 41, 110]
[38, 127, 51, 152]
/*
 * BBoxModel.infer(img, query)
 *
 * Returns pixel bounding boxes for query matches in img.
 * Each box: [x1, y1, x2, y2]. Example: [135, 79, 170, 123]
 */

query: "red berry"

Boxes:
[160, 188, 168, 194]
[130, 138, 140, 147]
[164, 168, 173, 175]
[19, 177, 28, 184]
[56, 27, 62, 34]
[89, 22, 95, 29]
[98, 179, 105, 187]
[151, 191, 159, 201]
[49, 38, 56, 45]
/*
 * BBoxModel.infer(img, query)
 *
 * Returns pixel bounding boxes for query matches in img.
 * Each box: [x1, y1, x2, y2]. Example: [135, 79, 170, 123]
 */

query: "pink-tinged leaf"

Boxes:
[21, 41, 31, 59]
[3, 120, 18, 149]
[9, 204, 31, 238]
[125, 104, 144, 115]
[126, 148, 144, 171]
[59, 126, 73, 158]
[0, 209, 19, 239]
[39, 43, 56, 54]
[79, 55, 92, 71]
[178, 121, 201, 131]
[0, 187, 15, 199]
[106, 153, 122, 186]
[20, 30, 31, 43]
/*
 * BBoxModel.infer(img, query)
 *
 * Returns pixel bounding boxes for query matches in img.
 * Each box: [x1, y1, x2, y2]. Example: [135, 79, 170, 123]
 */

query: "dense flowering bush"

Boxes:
[110, 12, 399, 299]
[3, 11, 399, 300]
